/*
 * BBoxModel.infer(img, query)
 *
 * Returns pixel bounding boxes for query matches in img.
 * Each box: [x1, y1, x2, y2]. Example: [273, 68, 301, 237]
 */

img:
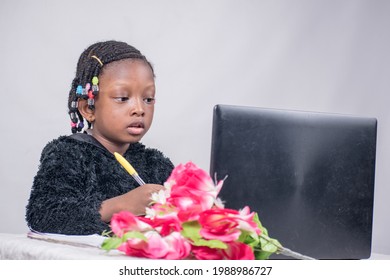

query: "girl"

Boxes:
[26, 40, 174, 235]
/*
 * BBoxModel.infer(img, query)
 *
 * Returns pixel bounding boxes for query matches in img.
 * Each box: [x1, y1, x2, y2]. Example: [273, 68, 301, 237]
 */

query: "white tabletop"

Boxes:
[1, 232, 388, 260]
[0, 232, 134, 260]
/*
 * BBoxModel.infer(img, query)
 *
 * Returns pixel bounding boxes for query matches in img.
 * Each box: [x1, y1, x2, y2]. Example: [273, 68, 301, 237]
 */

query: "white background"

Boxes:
[0, 0, 389, 255]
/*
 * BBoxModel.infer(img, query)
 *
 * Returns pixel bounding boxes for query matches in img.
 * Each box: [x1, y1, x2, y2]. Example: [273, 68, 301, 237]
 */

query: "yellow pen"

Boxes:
[114, 152, 146, 185]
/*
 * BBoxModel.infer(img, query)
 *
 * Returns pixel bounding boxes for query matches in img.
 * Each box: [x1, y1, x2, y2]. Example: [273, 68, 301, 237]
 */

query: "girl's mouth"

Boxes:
[127, 122, 145, 135]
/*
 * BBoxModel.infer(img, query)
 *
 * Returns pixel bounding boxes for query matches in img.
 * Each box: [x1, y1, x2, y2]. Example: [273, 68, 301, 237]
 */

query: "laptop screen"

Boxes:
[209, 104, 377, 259]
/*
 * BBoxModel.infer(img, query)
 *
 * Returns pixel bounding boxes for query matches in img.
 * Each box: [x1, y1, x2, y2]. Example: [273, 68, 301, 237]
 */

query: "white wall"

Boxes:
[0, 0, 389, 255]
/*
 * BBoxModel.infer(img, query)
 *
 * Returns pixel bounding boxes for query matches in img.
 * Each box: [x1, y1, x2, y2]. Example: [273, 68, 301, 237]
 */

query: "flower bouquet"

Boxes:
[102, 162, 313, 260]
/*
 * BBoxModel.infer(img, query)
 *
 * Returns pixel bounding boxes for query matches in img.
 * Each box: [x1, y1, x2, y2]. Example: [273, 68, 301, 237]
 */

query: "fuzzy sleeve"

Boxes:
[25, 139, 109, 235]
[143, 148, 175, 185]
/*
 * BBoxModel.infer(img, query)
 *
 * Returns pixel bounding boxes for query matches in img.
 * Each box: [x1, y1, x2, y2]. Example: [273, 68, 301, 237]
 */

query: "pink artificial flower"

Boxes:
[107, 163, 262, 260]
[164, 232, 192, 260]
[198, 208, 241, 242]
[166, 162, 224, 221]
[110, 211, 153, 237]
[149, 208, 182, 236]
[168, 189, 208, 221]
[118, 231, 191, 260]
[191, 245, 225, 260]
[198, 207, 261, 242]
[118, 231, 169, 259]
[236, 206, 261, 235]
[192, 242, 254, 260]
[222, 242, 255, 260]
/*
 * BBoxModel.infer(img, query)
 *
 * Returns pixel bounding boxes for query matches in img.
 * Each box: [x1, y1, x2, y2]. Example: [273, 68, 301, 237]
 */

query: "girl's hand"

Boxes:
[120, 184, 165, 215]
[100, 184, 165, 222]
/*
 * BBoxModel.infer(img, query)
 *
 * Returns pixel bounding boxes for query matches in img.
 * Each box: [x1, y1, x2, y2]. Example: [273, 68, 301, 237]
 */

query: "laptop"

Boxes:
[209, 104, 377, 259]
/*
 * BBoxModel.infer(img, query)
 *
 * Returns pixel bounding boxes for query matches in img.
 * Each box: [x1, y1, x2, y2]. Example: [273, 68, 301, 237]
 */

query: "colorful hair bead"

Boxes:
[87, 100, 95, 110]
[70, 100, 78, 113]
[76, 85, 83, 96]
[92, 76, 99, 85]
[92, 76, 99, 96]
[81, 86, 88, 100]
[87, 89, 95, 110]
[71, 121, 77, 134]
[71, 78, 99, 132]
[77, 121, 84, 132]
[70, 112, 77, 123]
[69, 99, 79, 123]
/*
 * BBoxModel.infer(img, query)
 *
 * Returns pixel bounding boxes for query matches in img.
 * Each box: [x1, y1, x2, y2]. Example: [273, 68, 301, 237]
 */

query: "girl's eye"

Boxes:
[144, 97, 156, 105]
[115, 97, 129, 102]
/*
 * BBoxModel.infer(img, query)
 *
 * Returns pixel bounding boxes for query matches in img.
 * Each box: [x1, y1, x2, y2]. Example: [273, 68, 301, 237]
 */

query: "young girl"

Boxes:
[26, 40, 174, 235]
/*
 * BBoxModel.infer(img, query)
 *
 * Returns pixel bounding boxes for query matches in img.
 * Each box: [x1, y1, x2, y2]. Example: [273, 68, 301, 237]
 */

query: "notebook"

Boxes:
[209, 104, 377, 259]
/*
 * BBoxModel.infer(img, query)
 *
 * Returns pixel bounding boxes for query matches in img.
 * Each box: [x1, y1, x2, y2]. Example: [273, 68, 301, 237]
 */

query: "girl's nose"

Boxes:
[130, 97, 145, 116]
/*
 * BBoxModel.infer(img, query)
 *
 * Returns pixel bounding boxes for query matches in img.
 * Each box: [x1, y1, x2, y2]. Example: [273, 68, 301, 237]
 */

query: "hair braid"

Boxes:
[67, 40, 154, 133]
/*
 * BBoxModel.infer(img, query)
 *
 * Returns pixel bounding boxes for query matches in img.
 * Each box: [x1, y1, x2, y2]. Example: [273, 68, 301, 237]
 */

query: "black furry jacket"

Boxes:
[26, 133, 174, 235]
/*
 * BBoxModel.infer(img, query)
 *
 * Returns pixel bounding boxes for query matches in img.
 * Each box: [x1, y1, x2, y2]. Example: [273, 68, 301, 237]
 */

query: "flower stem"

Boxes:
[260, 234, 315, 260]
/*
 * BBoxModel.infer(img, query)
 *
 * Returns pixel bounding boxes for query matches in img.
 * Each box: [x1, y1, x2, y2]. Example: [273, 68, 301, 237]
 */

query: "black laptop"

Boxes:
[209, 104, 377, 259]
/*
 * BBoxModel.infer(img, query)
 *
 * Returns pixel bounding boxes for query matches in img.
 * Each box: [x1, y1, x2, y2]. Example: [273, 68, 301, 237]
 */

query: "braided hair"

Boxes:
[68, 40, 154, 133]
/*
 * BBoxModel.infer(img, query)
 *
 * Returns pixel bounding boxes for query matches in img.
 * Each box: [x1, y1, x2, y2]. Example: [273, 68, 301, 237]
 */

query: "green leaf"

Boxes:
[260, 235, 281, 253]
[181, 221, 202, 240]
[101, 231, 147, 251]
[253, 213, 269, 236]
[243, 234, 260, 248]
[101, 237, 122, 251]
[238, 230, 249, 243]
[252, 235, 281, 260]
[181, 221, 227, 249]
[122, 231, 147, 242]
[238, 230, 260, 249]
[252, 213, 284, 259]
[254, 249, 274, 260]
[193, 238, 228, 249]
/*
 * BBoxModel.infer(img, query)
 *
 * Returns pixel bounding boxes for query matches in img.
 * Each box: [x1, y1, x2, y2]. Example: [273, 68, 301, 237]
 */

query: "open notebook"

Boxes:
[27, 230, 106, 248]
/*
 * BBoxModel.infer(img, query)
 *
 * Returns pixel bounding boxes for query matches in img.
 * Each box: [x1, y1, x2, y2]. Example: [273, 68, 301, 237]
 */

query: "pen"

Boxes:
[114, 152, 146, 186]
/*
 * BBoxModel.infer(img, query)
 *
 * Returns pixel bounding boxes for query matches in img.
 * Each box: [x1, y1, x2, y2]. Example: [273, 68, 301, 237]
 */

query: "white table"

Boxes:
[0, 232, 134, 260]
[1, 232, 389, 260]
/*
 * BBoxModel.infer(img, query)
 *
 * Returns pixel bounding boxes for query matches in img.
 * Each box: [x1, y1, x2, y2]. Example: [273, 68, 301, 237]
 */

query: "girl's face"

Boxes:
[91, 59, 155, 153]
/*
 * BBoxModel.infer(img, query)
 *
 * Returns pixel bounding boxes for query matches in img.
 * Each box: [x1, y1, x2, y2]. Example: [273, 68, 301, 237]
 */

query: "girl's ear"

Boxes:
[78, 99, 96, 123]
